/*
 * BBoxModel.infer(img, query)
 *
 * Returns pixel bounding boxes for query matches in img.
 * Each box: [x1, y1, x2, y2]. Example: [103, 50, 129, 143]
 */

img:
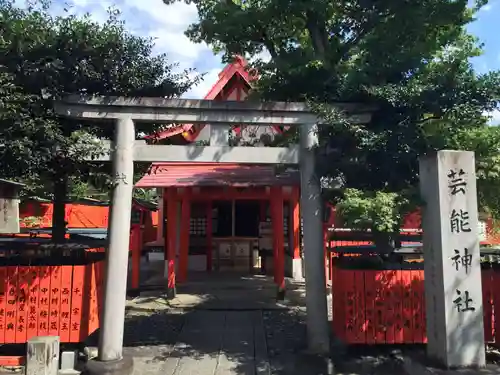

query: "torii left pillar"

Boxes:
[85, 117, 135, 375]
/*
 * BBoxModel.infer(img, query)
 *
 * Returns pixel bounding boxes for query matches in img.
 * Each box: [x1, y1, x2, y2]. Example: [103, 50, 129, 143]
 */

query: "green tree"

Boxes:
[165, 0, 500, 229]
[0, 0, 199, 240]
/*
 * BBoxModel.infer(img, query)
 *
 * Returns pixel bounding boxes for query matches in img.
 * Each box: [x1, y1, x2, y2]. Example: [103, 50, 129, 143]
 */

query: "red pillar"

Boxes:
[260, 200, 267, 222]
[206, 201, 213, 272]
[270, 186, 285, 296]
[165, 187, 178, 297]
[324, 227, 330, 284]
[291, 187, 300, 260]
[130, 224, 141, 290]
[178, 188, 191, 283]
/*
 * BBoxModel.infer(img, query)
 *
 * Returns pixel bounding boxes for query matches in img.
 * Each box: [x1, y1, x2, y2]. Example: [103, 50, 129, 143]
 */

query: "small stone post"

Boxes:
[299, 123, 330, 354]
[26, 336, 60, 375]
[419, 150, 485, 368]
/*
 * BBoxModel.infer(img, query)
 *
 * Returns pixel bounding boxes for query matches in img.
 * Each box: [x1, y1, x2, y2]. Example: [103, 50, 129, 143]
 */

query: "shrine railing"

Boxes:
[330, 254, 500, 345]
[0, 247, 104, 344]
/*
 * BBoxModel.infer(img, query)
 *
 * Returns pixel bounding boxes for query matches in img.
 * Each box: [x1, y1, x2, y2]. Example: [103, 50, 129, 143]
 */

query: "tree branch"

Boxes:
[305, 10, 330, 67]
[337, 10, 391, 63]
[260, 32, 278, 60]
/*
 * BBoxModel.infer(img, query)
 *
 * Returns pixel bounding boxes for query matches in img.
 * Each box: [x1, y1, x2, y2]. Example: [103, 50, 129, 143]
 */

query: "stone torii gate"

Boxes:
[55, 96, 373, 375]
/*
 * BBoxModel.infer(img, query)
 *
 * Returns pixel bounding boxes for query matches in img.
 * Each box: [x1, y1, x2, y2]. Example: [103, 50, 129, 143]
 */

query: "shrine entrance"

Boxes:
[54, 94, 373, 363]
[139, 177, 302, 283]
[211, 199, 260, 273]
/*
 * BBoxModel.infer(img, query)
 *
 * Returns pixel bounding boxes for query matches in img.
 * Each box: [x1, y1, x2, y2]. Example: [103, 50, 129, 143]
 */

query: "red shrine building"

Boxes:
[136, 57, 303, 289]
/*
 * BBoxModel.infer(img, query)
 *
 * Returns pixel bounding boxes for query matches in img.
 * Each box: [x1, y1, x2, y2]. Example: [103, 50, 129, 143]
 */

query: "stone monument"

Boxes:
[419, 150, 485, 368]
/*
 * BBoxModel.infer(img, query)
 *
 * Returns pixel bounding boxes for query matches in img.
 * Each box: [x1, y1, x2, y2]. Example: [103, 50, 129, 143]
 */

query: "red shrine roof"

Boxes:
[135, 163, 299, 188]
[136, 56, 298, 189]
[147, 55, 258, 142]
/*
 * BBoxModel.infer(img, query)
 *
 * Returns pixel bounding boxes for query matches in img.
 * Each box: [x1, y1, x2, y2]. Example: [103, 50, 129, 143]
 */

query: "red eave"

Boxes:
[135, 163, 299, 188]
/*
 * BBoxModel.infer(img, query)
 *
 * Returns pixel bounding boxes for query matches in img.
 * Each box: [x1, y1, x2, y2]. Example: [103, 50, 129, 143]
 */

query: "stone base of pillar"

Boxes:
[166, 287, 176, 299]
[163, 260, 169, 278]
[83, 356, 133, 375]
[291, 258, 304, 281]
[276, 285, 286, 301]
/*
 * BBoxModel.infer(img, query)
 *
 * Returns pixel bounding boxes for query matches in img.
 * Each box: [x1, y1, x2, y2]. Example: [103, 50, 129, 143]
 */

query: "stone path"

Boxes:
[121, 308, 332, 375]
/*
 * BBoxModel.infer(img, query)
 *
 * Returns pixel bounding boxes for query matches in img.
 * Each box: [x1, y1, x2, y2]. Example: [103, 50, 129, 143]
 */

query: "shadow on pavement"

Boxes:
[88, 271, 333, 375]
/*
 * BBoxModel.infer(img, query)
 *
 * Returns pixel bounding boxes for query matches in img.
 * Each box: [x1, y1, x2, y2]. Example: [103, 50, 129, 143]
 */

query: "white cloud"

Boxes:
[150, 28, 208, 61]
[485, 109, 500, 125]
[122, 0, 213, 67]
[183, 68, 221, 99]
[71, 0, 93, 7]
[248, 49, 272, 64]
[44, 0, 224, 96]
[491, 110, 500, 124]
[123, 0, 198, 28]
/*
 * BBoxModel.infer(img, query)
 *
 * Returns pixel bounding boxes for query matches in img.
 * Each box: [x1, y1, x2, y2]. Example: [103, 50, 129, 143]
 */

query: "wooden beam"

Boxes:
[188, 189, 294, 201]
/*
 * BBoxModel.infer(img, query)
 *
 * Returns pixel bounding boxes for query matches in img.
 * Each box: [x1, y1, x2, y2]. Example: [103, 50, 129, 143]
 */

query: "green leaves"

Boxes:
[0, 0, 199, 238]
[336, 189, 409, 233]
[0, 0, 198, 195]
[167, 0, 500, 226]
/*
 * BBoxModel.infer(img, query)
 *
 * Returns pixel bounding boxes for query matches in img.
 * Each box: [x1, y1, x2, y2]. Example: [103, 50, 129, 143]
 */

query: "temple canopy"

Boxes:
[135, 163, 299, 188]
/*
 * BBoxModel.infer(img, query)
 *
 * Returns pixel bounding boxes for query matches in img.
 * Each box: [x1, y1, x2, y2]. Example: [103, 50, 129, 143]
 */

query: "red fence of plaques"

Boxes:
[0, 252, 104, 344]
[331, 260, 499, 345]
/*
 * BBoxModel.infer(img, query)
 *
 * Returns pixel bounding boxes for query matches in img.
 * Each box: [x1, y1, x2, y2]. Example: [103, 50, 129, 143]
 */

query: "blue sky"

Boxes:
[468, 0, 500, 75]
[17, 0, 500, 120]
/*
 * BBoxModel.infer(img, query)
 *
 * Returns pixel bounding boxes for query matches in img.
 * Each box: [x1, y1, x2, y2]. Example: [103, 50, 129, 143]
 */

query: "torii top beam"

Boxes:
[54, 95, 375, 125]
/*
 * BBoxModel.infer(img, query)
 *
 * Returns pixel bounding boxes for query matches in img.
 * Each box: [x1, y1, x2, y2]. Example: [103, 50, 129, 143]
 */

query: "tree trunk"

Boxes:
[373, 231, 398, 254]
[52, 174, 68, 243]
[373, 230, 403, 263]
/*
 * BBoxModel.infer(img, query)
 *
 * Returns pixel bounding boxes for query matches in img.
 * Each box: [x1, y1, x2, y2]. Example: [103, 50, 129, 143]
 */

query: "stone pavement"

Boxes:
[118, 269, 333, 374]
[122, 309, 332, 375]
[92, 266, 500, 375]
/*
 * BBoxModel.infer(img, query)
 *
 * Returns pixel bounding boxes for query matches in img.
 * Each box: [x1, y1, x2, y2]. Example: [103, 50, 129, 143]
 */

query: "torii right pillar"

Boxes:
[419, 150, 485, 368]
[299, 123, 330, 355]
